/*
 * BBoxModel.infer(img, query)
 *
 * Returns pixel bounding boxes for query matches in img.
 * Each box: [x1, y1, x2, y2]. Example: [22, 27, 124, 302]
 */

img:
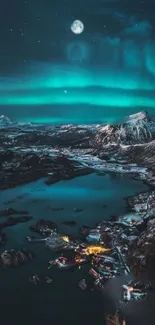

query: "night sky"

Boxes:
[0, 0, 155, 123]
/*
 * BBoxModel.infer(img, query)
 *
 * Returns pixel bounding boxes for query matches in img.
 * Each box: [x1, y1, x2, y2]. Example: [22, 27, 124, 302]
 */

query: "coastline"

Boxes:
[1, 112, 155, 324]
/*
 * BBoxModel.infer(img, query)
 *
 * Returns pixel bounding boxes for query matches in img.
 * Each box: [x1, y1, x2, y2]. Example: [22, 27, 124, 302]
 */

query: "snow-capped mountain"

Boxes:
[0, 115, 36, 130]
[92, 111, 155, 147]
[0, 115, 13, 126]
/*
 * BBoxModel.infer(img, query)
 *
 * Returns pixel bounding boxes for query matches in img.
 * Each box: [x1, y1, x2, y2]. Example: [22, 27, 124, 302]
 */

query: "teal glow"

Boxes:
[0, 40, 155, 93]
[21, 113, 118, 124]
[0, 37, 155, 122]
[0, 63, 155, 91]
[1, 88, 155, 108]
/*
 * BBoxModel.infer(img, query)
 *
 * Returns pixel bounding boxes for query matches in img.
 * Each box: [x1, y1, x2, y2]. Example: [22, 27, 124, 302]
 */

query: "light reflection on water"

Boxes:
[0, 174, 152, 325]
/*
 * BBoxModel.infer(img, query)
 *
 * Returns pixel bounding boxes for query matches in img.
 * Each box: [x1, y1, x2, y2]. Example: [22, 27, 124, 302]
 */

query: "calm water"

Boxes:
[0, 174, 148, 325]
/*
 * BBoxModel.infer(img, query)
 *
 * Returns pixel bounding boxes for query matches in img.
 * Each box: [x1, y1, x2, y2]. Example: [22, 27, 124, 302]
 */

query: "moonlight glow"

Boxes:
[71, 20, 84, 34]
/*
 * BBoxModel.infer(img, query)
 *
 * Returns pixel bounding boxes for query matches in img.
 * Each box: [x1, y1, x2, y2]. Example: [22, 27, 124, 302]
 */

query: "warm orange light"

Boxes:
[61, 236, 70, 243]
[75, 256, 85, 263]
[128, 286, 134, 292]
[83, 245, 110, 256]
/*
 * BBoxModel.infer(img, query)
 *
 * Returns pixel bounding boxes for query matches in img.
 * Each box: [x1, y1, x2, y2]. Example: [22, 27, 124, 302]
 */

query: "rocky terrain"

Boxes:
[0, 249, 35, 267]
[30, 219, 58, 235]
[93, 111, 155, 147]
[93, 112, 155, 183]
[127, 217, 155, 278]
[0, 112, 153, 189]
[1, 111, 155, 279]
[105, 313, 126, 325]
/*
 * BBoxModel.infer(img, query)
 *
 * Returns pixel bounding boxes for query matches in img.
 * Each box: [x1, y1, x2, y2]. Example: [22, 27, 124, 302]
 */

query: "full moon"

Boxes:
[71, 20, 84, 34]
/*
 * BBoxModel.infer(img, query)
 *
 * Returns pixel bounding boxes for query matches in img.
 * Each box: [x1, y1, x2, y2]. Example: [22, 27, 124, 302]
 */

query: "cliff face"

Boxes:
[128, 218, 155, 277]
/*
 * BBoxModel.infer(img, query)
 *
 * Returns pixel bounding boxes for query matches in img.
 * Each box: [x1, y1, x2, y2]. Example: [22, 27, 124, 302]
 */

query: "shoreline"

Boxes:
[1, 113, 155, 324]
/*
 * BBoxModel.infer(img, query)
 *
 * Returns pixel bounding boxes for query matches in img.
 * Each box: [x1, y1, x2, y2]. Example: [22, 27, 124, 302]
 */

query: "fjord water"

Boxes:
[0, 173, 148, 325]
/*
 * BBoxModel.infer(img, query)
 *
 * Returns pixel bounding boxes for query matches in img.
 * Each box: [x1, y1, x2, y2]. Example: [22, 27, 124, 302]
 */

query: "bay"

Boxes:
[0, 173, 148, 325]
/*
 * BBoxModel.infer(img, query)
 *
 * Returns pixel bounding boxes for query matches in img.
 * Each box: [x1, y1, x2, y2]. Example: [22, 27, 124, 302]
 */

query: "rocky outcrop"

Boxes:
[127, 191, 155, 215]
[126, 192, 151, 213]
[0, 216, 32, 230]
[0, 249, 35, 267]
[105, 313, 126, 325]
[30, 219, 58, 235]
[0, 232, 6, 245]
[0, 208, 29, 217]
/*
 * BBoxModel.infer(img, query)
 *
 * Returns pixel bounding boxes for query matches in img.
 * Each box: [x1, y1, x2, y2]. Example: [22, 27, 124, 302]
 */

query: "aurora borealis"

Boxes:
[0, 0, 155, 123]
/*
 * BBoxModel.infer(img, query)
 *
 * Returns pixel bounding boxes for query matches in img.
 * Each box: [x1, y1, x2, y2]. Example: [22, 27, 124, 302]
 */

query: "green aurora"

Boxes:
[1, 37, 155, 123]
